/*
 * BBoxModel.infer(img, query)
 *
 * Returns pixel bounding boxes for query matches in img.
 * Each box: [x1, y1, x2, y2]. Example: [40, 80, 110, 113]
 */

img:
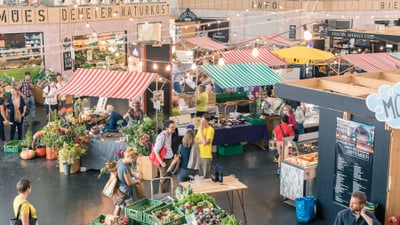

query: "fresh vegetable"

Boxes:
[220, 214, 242, 225]
[175, 185, 193, 200]
[152, 206, 183, 224]
[174, 193, 216, 209]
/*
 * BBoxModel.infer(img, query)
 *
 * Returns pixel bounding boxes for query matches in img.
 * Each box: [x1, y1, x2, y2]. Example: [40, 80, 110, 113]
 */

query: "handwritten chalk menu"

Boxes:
[333, 118, 375, 206]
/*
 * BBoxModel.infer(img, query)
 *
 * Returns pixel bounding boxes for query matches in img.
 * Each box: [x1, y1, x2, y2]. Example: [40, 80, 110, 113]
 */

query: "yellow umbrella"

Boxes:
[272, 46, 335, 64]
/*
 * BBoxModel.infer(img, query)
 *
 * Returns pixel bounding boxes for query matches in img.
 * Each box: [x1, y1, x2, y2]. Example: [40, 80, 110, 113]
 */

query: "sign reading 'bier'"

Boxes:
[0, 3, 170, 26]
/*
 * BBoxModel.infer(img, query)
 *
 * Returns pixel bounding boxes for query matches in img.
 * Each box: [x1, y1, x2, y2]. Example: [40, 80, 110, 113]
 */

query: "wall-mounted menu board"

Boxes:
[333, 118, 375, 206]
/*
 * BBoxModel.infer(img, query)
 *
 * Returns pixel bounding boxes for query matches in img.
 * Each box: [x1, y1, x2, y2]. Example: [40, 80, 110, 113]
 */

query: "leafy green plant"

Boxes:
[120, 117, 157, 156]
[58, 143, 87, 165]
[21, 130, 33, 149]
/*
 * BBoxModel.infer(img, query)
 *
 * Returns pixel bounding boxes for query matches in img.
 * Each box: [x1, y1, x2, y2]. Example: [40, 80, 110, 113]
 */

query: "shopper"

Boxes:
[195, 113, 214, 178]
[13, 178, 38, 225]
[333, 191, 381, 225]
[42, 79, 58, 116]
[195, 85, 208, 117]
[273, 114, 294, 176]
[153, 120, 176, 192]
[56, 73, 66, 108]
[123, 101, 143, 126]
[0, 86, 8, 143]
[113, 147, 141, 216]
[282, 104, 296, 131]
[100, 105, 127, 133]
[177, 129, 198, 183]
[18, 71, 39, 126]
[295, 102, 306, 135]
[8, 87, 27, 140]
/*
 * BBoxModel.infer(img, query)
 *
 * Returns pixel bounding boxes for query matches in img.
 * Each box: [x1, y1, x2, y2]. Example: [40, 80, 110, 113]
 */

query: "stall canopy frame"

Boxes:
[57, 68, 158, 99]
[200, 62, 284, 89]
[219, 47, 288, 67]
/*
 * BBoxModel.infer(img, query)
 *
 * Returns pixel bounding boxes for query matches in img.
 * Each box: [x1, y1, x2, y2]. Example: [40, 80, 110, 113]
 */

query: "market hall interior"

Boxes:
[0, 106, 330, 225]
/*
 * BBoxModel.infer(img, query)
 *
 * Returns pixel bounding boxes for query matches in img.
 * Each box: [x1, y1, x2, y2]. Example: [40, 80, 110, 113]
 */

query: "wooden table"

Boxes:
[180, 175, 248, 225]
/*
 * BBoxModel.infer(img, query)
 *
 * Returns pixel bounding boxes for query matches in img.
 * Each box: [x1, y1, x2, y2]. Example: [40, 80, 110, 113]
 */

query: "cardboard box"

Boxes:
[137, 156, 158, 180]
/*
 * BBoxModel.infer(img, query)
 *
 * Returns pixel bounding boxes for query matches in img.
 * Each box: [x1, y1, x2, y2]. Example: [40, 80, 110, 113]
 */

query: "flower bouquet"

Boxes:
[98, 148, 125, 178]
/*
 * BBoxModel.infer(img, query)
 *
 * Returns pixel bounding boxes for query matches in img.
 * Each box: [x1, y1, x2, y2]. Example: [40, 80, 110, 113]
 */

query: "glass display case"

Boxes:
[304, 103, 319, 131]
[280, 132, 319, 202]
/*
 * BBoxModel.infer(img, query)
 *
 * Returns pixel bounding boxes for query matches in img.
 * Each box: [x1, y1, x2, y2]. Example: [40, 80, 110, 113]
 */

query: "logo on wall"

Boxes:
[176, 8, 198, 22]
[366, 83, 400, 129]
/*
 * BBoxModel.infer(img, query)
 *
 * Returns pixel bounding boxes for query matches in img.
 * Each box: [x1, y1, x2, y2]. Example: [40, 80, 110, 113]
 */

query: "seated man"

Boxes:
[100, 105, 127, 133]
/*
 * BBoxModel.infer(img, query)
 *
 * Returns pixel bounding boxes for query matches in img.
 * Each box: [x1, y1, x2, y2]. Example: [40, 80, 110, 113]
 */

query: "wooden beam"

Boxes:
[351, 76, 396, 89]
[318, 80, 376, 97]
[343, 112, 352, 120]
[387, 129, 400, 221]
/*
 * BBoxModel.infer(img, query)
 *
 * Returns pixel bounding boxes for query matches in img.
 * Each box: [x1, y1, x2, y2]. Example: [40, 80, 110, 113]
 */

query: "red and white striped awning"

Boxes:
[221, 48, 288, 67]
[185, 36, 228, 51]
[57, 68, 156, 99]
[341, 53, 400, 72]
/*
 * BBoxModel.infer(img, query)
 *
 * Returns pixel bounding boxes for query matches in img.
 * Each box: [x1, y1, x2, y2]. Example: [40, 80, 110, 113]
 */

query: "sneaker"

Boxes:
[276, 168, 281, 175]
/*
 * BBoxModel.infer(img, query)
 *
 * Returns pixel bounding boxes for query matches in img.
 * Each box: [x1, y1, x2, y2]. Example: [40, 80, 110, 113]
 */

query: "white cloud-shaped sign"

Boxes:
[366, 83, 400, 129]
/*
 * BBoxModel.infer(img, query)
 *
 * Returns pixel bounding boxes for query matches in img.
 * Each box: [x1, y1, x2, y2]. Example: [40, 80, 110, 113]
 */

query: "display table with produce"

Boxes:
[180, 175, 248, 225]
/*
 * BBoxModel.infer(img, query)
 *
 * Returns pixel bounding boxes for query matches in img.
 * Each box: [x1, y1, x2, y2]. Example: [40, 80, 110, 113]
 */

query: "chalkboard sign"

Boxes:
[333, 118, 375, 206]
[289, 25, 296, 40]
[63, 51, 73, 71]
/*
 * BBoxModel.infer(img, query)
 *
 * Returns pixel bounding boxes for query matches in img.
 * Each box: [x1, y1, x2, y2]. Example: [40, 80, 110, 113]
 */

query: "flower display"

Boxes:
[98, 148, 125, 178]
[120, 117, 157, 156]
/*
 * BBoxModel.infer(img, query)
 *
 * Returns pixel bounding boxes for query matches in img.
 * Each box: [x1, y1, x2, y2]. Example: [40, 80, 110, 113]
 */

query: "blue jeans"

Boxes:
[23, 96, 37, 123]
[177, 168, 199, 183]
[10, 120, 23, 140]
[173, 82, 182, 94]
[296, 123, 304, 134]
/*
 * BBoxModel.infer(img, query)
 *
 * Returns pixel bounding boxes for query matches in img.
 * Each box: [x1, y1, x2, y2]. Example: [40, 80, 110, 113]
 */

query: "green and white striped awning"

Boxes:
[200, 62, 284, 89]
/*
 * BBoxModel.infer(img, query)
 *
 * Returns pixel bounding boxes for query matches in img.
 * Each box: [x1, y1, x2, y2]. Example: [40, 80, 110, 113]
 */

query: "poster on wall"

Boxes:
[333, 118, 375, 207]
[63, 52, 73, 71]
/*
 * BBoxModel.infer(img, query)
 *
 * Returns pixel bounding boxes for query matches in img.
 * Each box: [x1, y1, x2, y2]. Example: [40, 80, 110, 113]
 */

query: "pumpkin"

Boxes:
[35, 147, 46, 157]
[20, 149, 36, 160]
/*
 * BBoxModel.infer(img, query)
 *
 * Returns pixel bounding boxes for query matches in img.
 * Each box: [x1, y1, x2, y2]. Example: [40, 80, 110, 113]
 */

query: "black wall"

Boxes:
[144, 44, 171, 119]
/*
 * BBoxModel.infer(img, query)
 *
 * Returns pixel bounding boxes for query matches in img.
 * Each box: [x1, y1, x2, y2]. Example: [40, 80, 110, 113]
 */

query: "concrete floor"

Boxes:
[0, 105, 330, 225]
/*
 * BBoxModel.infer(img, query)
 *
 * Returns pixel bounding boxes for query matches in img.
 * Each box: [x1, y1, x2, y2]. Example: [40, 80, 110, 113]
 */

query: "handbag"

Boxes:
[111, 187, 128, 205]
[102, 172, 117, 198]
[10, 203, 37, 225]
[149, 133, 167, 167]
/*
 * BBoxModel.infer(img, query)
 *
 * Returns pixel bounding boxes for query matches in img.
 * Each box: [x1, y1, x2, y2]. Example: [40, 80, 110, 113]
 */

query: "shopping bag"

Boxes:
[149, 144, 167, 167]
[102, 172, 117, 198]
[295, 195, 315, 223]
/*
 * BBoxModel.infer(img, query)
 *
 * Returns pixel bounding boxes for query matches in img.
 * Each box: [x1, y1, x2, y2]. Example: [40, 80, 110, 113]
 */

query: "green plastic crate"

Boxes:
[90, 214, 133, 225]
[149, 204, 185, 225]
[245, 116, 265, 125]
[124, 198, 163, 223]
[4, 140, 22, 153]
[217, 144, 244, 156]
[89, 214, 106, 225]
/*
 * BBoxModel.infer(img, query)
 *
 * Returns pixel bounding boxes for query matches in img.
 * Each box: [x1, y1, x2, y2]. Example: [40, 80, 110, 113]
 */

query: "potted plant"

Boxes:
[59, 143, 87, 175]
[20, 130, 36, 160]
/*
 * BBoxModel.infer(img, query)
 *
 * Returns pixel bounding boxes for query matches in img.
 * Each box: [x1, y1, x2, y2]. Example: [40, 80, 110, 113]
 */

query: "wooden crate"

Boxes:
[208, 93, 216, 106]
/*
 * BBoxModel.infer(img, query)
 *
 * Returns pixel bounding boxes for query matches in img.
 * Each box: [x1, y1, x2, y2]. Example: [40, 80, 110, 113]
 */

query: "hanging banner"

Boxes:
[333, 118, 375, 207]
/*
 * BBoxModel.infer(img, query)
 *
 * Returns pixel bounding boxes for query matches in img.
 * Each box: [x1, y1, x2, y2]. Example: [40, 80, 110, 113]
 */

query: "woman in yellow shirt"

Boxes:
[13, 178, 38, 225]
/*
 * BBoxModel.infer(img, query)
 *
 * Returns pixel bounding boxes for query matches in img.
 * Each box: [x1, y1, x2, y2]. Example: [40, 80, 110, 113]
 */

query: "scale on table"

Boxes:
[169, 114, 192, 136]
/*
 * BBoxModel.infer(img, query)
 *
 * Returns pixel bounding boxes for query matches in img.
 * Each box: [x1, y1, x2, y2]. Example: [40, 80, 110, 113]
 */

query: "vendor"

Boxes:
[42, 79, 59, 115]
[172, 60, 185, 94]
[123, 101, 143, 126]
[100, 105, 127, 133]
[195, 85, 208, 117]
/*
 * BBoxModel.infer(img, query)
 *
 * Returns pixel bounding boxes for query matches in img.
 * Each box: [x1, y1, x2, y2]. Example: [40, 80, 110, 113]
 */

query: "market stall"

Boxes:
[275, 70, 400, 224]
[328, 53, 400, 72]
[219, 47, 288, 67]
[272, 46, 335, 65]
[56, 68, 159, 172]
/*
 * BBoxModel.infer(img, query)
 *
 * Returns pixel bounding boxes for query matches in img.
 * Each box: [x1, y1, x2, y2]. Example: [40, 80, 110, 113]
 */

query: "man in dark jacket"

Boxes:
[333, 191, 381, 225]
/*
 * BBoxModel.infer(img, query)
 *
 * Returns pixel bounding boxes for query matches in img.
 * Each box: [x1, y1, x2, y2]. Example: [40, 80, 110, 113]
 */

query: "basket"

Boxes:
[217, 144, 244, 156]
[124, 198, 163, 223]
[149, 204, 186, 225]
[4, 140, 22, 153]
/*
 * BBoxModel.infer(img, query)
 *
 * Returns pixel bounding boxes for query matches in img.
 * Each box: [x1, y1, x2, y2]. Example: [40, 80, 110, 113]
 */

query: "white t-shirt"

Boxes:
[43, 86, 58, 105]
